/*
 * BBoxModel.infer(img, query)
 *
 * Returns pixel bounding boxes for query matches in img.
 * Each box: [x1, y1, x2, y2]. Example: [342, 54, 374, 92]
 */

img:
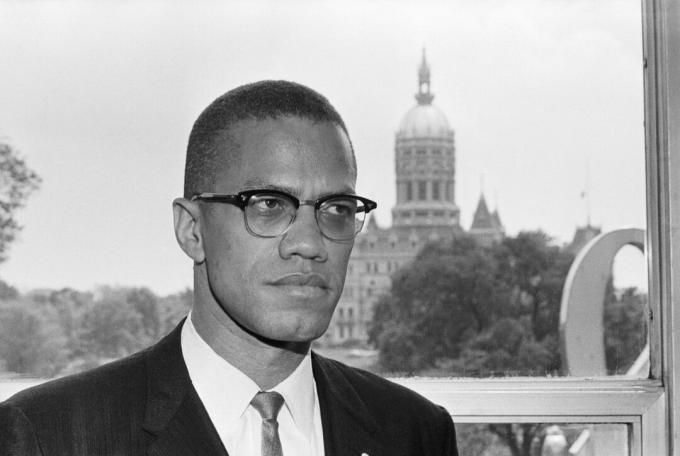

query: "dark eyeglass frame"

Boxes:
[191, 189, 377, 241]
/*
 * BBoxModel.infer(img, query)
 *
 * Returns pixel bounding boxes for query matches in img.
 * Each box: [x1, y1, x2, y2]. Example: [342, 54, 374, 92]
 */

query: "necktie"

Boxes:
[250, 391, 285, 456]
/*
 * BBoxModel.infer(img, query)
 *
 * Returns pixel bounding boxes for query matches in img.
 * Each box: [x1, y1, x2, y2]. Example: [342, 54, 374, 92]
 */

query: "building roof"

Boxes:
[470, 194, 497, 230]
[492, 209, 503, 228]
[396, 48, 452, 140]
[397, 104, 451, 139]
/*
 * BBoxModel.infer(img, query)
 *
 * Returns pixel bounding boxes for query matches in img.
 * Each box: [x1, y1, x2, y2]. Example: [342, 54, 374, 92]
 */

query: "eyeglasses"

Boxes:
[191, 189, 377, 242]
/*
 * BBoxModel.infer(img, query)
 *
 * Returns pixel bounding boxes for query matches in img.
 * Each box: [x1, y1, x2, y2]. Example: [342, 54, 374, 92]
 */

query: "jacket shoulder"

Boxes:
[312, 353, 458, 455]
[313, 352, 448, 419]
[5, 348, 149, 413]
[0, 324, 185, 455]
[0, 349, 151, 455]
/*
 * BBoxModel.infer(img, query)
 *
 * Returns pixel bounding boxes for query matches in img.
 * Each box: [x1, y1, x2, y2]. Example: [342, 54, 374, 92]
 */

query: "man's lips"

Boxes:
[269, 273, 329, 289]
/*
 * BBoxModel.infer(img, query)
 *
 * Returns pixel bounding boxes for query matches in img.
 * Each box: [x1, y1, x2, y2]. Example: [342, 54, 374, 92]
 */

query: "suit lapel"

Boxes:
[141, 326, 385, 456]
[142, 322, 229, 456]
[312, 353, 386, 456]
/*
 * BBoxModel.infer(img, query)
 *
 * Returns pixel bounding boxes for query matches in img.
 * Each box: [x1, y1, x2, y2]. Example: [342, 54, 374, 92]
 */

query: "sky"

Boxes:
[0, 0, 647, 295]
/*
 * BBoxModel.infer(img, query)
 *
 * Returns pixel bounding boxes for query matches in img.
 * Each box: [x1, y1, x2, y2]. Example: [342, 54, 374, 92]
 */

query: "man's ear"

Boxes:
[173, 198, 206, 264]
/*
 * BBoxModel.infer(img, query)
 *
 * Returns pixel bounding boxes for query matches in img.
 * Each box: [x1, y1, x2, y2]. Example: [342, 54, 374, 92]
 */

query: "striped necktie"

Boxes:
[250, 391, 285, 456]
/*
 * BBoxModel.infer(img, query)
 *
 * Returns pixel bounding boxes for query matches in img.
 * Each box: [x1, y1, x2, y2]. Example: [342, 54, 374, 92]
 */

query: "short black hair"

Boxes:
[184, 80, 355, 198]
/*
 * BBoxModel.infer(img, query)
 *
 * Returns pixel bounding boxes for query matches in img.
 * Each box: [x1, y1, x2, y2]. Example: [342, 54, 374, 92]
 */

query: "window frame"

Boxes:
[389, 1, 679, 454]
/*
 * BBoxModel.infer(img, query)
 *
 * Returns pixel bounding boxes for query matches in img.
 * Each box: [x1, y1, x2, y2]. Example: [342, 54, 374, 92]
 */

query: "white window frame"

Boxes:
[391, 1, 680, 454]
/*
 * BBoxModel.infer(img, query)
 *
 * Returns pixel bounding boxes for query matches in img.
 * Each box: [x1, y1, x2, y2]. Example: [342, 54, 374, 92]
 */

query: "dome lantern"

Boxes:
[416, 48, 434, 105]
[397, 49, 452, 140]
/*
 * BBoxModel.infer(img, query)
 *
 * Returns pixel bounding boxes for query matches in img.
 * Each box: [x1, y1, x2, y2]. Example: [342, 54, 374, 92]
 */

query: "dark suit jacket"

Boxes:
[0, 323, 458, 456]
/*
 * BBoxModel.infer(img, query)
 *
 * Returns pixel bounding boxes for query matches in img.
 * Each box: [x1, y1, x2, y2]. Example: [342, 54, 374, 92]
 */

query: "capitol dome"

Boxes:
[396, 50, 452, 139]
[398, 104, 451, 139]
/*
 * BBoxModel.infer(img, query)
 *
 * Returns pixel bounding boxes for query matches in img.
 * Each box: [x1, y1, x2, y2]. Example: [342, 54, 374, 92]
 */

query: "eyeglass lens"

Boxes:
[244, 192, 367, 240]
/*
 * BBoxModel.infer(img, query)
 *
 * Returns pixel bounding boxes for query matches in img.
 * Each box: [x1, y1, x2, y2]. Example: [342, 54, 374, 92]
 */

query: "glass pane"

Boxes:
[0, 1, 647, 381]
[321, 0, 648, 378]
[456, 423, 629, 456]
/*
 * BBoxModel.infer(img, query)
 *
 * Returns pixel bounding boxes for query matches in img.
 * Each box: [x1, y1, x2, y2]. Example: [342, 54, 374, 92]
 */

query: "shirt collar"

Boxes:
[181, 314, 317, 438]
[273, 348, 316, 437]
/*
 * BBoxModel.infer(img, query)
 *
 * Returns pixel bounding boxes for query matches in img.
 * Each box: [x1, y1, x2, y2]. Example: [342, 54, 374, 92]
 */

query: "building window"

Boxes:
[406, 181, 413, 201]
[418, 180, 427, 200]
[416, 148, 426, 155]
[432, 181, 440, 200]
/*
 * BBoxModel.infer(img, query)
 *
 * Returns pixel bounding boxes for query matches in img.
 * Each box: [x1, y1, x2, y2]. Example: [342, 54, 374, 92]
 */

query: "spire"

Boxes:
[471, 193, 494, 230]
[492, 209, 503, 228]
[470, 192, 505, 246]
[492, 189, 503, 227]
[415, 48, 434, 105]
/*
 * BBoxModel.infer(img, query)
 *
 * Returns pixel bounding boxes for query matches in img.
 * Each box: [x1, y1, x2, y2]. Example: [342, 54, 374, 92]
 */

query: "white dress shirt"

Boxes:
[181, 315, 325, 456]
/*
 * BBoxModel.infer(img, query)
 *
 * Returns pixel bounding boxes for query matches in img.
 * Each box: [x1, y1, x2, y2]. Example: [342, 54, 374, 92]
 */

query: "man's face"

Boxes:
[198, 116, 356, 343]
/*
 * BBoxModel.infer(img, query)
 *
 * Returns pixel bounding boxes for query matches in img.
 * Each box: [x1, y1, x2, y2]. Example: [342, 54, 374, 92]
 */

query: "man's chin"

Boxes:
[260, 317, 331, 346]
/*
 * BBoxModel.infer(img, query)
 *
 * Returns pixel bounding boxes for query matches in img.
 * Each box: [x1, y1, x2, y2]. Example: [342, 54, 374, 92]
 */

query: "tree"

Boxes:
[0, 299, 69, 376]
[449, 232, 573, 378]
[368, 230, 625, 455]
[127, 287, 162, 341]
[369, 234, 507, 373]
[0, 279, 19, 300]
[37, 288, 94, 361]
[369, 231, 570, 377]
[79, 286, 156, 361]
[0, 142, 41, 263]
[157, 288, 193, 335]
[605, 285, 648, 374]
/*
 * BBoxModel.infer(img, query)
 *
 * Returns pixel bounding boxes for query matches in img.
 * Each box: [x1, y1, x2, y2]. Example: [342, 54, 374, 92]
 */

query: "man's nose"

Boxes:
[278, 206, 328, 262]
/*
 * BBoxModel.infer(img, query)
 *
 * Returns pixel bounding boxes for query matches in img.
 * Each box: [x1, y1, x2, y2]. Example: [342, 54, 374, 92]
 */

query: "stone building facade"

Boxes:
[325, 52, 505, 344]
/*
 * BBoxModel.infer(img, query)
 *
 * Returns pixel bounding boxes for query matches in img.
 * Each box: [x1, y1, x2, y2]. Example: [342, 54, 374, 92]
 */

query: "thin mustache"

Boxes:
[269, 273, 329, 288]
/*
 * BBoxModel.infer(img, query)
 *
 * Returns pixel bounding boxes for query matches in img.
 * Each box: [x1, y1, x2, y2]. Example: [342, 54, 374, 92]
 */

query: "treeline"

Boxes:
[369, 231, 648, 377]
[0, 284, 191, 377]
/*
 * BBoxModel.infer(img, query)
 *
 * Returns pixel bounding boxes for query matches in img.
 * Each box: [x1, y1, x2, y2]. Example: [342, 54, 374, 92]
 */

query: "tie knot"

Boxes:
[250, 391, 285, 421]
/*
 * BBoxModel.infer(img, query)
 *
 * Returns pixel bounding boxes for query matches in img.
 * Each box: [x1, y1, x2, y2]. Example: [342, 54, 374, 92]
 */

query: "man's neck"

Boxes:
[190, 301, 311, 391]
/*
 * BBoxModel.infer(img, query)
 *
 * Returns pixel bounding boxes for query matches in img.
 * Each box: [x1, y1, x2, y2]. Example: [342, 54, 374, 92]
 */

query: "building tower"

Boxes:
[391, 49, 460, 236]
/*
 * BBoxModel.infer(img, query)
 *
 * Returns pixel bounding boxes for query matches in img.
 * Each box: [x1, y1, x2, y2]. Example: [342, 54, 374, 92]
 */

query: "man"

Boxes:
[0, 81, 458, 455]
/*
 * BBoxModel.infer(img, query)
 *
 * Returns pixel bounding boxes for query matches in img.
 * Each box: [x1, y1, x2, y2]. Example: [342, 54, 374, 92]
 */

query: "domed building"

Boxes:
[392, 51, 460, 233]
[325, 52, 504, 344]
